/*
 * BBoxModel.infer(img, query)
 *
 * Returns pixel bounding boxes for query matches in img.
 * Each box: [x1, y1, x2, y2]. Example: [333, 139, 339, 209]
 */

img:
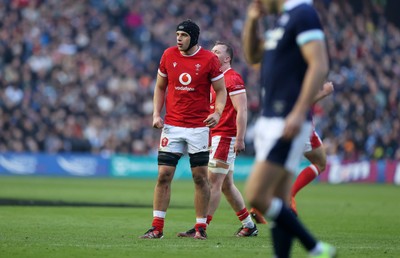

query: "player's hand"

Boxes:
[247, 0, 265, 20]
[282, 112, 305, 140]
[322, 81, 334, 95]
[204, 112, 221, 128]
[234, 139, 245, 155]
[152, 116, 164, 129]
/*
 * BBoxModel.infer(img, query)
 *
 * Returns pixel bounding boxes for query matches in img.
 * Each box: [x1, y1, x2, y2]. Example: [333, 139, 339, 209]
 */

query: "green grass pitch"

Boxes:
[0, 176, 399, 257]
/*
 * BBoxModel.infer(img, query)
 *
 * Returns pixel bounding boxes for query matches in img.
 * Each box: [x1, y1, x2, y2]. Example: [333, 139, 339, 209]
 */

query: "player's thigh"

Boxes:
[245, 160, 287, 206]
[273, 172, 293, 204]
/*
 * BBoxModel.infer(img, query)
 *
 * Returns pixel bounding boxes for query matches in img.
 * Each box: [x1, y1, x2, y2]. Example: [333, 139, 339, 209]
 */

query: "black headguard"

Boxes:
[176, 19, 200, 51]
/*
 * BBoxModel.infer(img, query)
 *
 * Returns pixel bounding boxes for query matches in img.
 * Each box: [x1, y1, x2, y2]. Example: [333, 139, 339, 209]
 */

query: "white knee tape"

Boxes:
[208, 160, 229, 174]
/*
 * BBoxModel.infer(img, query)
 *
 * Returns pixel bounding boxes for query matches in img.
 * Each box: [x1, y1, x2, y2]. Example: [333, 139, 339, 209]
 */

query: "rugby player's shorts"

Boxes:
[254, 117, 312, 174]
[209, 135, 236, 173]
[159, 124, 210, 154]
[303, 129, 323, 153]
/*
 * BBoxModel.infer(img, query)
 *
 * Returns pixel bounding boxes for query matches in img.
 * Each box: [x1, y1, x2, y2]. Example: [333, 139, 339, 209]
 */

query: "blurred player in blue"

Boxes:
[242, 0, 336, 257]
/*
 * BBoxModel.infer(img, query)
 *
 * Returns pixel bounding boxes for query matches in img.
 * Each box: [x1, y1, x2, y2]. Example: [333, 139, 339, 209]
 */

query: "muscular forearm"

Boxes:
[236, 108, 247, 141]
[313, 82, 334, 104]
[153, 87, 166, 117]
[214, 89, 227, 116]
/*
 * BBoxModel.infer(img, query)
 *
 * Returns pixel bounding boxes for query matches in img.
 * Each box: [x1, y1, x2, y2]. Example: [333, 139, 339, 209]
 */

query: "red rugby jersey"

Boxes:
[158, 46, 223, 128]
[210, 68, 246, 137]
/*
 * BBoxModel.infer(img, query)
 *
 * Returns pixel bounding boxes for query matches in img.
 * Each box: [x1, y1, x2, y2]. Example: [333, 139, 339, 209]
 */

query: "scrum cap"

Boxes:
[176, 19, 200, 50]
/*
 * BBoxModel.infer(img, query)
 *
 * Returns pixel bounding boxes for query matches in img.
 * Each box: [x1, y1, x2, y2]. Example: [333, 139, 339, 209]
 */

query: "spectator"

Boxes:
[0, 0, 399, 161]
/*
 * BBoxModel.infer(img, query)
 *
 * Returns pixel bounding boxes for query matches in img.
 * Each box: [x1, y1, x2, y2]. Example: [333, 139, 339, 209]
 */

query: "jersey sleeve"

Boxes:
[294, 7, 325, 46]
[209, 55, 224, 82]
[226, 72, 246, 96]
[158, 51, 167, 77]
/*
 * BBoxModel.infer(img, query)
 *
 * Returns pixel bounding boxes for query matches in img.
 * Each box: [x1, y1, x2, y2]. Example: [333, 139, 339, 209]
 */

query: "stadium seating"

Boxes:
[0, 0, 399, 161]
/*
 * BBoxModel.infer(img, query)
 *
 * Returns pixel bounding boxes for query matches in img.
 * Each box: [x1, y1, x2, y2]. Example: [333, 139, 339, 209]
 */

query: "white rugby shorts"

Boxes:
[209, 135, 236, 172]
[159, 124, 210, 154]
[254, 117, 312, 174]
[303, 129, 323, 153]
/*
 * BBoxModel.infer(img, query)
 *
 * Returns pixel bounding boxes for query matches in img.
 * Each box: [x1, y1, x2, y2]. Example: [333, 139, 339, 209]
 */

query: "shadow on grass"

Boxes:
[0, 198, 191, 209]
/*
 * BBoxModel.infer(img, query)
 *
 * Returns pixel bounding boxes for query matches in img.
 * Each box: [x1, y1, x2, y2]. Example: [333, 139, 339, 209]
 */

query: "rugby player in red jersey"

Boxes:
[290, 82, 334, 214]
[178, 41, 258, 238]
[140, 20, 227, 240]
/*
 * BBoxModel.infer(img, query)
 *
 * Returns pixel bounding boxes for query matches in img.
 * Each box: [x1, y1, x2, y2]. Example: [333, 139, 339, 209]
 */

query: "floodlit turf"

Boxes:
[0, 176, 399, 257]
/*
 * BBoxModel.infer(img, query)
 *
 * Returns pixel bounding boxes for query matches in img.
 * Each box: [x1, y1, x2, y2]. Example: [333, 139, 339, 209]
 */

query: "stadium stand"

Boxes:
[0, 0, 399, 161]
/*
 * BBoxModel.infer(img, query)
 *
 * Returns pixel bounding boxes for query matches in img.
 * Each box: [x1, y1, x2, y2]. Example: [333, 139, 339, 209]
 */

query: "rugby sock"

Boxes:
[271, 222, 293, 258]
[236, 208, 255, 228]
[152, 210, 166, 232]
[206, 215, 213, 225]
[266, 198, 317, 251]
[292, 164, 320, 197]
[195, 218, 207, 230]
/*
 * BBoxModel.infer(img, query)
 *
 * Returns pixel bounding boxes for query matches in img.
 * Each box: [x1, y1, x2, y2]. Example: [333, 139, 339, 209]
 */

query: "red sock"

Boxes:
[236, 208, 250, 221]
[195, 223, 207, 230]
[292, 164, 320, 197]
[151, 217, 164, 232]
[206, 215, 213, 225]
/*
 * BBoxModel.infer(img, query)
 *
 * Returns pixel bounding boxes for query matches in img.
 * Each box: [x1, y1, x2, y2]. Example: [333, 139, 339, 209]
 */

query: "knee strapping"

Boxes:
[189, 151, 209, 167]
[208, 159, 229, 174]
[158, 151, 180, 167]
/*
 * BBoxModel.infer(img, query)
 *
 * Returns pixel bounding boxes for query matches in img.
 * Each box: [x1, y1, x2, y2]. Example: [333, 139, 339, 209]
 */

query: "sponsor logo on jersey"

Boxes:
[173, 62, 177, 67]
[178, 73, 192, 85]
[175, 86, 195, 91]
[264, 28, 285, 50]
[175, 73, 195, 91]
[278, 14, 290, 26]
[272, 100, 285, 114]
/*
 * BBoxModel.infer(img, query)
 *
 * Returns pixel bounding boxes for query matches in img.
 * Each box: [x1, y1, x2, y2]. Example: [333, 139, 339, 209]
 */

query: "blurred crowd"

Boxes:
[314, 0, 400, 161]
[0, 0, 399, 161]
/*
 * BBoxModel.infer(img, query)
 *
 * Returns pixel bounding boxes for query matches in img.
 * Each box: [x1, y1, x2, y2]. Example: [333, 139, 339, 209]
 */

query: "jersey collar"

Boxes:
[222, 67, 232, 75]
[283, 0, 312, 11]
[181, 46, 202, 57]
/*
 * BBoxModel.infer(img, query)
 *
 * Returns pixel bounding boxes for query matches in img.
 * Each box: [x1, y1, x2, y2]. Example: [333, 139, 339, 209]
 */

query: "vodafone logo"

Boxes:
[179, 73, 192, 85]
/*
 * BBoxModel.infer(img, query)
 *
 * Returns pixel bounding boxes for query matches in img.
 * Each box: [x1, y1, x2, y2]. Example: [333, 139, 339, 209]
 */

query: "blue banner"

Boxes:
[0, 152, 399, 185]
[0, 153, 109, 177]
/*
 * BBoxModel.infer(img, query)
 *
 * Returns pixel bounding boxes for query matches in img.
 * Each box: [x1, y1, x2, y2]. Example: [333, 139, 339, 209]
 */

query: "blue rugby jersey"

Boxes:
[260, 0, 325, 120]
